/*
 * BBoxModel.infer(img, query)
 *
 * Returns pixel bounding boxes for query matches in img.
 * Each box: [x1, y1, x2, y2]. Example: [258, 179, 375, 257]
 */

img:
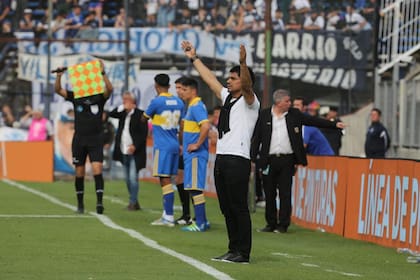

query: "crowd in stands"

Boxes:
[0, 0, 376, 40]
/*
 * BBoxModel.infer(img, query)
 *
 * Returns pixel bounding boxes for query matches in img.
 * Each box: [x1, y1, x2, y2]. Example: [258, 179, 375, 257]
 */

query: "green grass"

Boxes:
[0, 179, 418, 280]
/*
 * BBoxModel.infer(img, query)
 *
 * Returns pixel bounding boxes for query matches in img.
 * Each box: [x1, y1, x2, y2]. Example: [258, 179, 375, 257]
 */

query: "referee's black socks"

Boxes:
[75, 176, 84, 209]
[94, 174, 104, 205]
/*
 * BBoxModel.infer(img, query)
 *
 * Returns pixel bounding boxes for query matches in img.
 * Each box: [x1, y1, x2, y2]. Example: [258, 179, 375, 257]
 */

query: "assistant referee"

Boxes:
[54, 60, 113, 214]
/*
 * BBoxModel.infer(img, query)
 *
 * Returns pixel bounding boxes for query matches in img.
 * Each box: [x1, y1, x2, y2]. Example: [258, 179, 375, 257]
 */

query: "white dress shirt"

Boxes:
[120, 109, 134, 155]
[269, 108, 293, 155]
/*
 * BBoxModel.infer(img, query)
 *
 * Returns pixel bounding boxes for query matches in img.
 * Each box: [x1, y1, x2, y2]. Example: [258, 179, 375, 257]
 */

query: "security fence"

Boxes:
[376, 78, 420, 149]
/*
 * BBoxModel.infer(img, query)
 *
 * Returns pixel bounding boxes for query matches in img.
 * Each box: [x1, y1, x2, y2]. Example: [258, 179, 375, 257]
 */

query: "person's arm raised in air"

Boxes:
[239, 44, 255, 106]
[54, 69, 68, 99]
[181, 41, 224, 100]
[99, 60, 113, 99]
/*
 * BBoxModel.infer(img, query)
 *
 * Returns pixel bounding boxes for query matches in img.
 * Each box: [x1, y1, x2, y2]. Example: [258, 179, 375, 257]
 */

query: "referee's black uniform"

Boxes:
[54, 64, 113, 214]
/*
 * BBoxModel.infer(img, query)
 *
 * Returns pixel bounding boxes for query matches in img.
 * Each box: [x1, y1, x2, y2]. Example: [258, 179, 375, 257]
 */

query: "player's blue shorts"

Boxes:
[152, 148, 179, 177]
[184, 155, 208, 191]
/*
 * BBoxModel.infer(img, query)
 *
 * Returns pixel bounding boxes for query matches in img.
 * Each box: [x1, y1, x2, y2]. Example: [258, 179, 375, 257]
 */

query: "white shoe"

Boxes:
[256, 201, 266, 208]
[151, 217, 174, 227]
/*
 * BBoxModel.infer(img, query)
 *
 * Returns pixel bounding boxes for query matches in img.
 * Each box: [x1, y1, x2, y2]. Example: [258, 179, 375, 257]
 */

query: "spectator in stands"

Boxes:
[205, 0, 219, 11]
[1, 103, 15, 127]
[19, 9, 37, 32]
[293, 97, 334, 156]
[88, 0, 104, 27]
[209, 6, 227, 31]
[365, 108, 391, 158]
[285, 14, 302, 30]
[225, 4, 245, 32]
[114, 8, 133, 28]
[174, 6, 193, 31]
[325, 5, 346, 31]
[192, 7, 213, 32]
[289, 0, 311, 26]
[186, 0, 199, 16]
[344, 4, 371, 32]
[242, 0, 263, 31]
[145, 0, 158, 26]
[16, 104, 33, 129]
[26, 108, 54, 142]
[65, 5, 84, 39]
[303, 9, 325, 30]
[51, 11, 68, 39]
[273, 9, 285, 31]
[34, 8, 50, 47]
[0, 0, 11, 23]
[55, 0, 73, 15]
[77, 10, 99, 39]
[156, 0, 176, 28]
[0, 19, 13, 49]
[320, 106, 344, 155]
[361, 0, 377, 25]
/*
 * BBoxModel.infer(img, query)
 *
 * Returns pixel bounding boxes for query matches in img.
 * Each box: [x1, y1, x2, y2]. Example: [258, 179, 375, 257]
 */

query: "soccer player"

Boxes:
[179, 77, 211, 232]
[174, 76, 192, 225]
[54, 60, 113, 214]
[144, 73, 184, 226]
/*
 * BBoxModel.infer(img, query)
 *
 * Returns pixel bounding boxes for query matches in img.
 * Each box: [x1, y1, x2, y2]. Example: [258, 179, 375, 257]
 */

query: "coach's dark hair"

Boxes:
[181, 77, 198, 89]
[229, 65, 256, 86]
[175, 76, 188, 84]
[294, 96, 308, 106]
[372, 108, 382, 116]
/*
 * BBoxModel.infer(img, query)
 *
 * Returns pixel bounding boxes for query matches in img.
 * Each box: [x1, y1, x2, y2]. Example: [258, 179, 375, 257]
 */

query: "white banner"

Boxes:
[15, 28, 253, 64]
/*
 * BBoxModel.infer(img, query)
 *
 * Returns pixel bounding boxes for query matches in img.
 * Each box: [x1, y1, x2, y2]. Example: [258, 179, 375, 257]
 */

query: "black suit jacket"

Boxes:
[251, 107, 339, 170]
[109, 107, 148, 171]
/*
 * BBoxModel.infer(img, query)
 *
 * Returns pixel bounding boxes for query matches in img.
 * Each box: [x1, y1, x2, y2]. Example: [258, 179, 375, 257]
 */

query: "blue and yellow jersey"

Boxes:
[144, 93, 184, 152]
[183, 97, 209, 158]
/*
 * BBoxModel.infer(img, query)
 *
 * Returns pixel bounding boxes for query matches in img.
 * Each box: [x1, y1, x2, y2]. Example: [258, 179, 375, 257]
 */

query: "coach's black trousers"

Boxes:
[214, 155, 251, 258]
[262, 154, 295, 229]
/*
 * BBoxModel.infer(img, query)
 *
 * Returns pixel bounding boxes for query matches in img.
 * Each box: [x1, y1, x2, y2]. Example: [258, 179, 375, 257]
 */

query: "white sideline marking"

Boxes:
[104, 195, 181, 214]
[325, 269, 363, 278]
[272, 252, 313, 259]
[3, 179, 234, 280]
[273, 253, 363, 278]
[301, 263, 320, 268]
[0, 214, 94, 219]
[299, 263, 363, 278]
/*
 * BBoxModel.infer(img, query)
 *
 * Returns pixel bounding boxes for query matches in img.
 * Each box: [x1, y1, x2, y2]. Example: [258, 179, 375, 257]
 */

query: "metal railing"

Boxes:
[376, 78, 420, 149]
[378, 0, 420, 74]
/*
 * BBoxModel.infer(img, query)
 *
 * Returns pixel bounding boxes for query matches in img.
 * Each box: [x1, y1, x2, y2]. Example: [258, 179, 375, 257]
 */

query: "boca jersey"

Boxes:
[183, 97, 209, 158]
[144, 93, 184, 152]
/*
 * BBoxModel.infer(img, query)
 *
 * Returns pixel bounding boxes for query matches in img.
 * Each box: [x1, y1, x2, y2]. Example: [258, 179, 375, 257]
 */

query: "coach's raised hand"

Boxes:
[181, 41, 196, 59]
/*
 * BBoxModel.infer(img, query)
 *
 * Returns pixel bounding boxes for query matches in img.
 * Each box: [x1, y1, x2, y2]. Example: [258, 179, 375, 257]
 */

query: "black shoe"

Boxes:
[257, 225, 276, 232]
[223, 253, 249, 264]
[211, 251, 236, 262]
[76, 203, 84, 214]
[274, 226, 287, 233]
[96, 204, 104, 214]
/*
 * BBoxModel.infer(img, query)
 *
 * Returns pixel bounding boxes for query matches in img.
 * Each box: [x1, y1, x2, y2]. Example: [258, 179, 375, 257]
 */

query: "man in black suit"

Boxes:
[109, 92, 148, 210]
[251, 89, 345, 233]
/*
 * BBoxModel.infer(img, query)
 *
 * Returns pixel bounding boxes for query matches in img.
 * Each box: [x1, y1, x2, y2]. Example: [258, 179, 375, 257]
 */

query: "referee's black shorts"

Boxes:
[72, 134, 104, 166]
